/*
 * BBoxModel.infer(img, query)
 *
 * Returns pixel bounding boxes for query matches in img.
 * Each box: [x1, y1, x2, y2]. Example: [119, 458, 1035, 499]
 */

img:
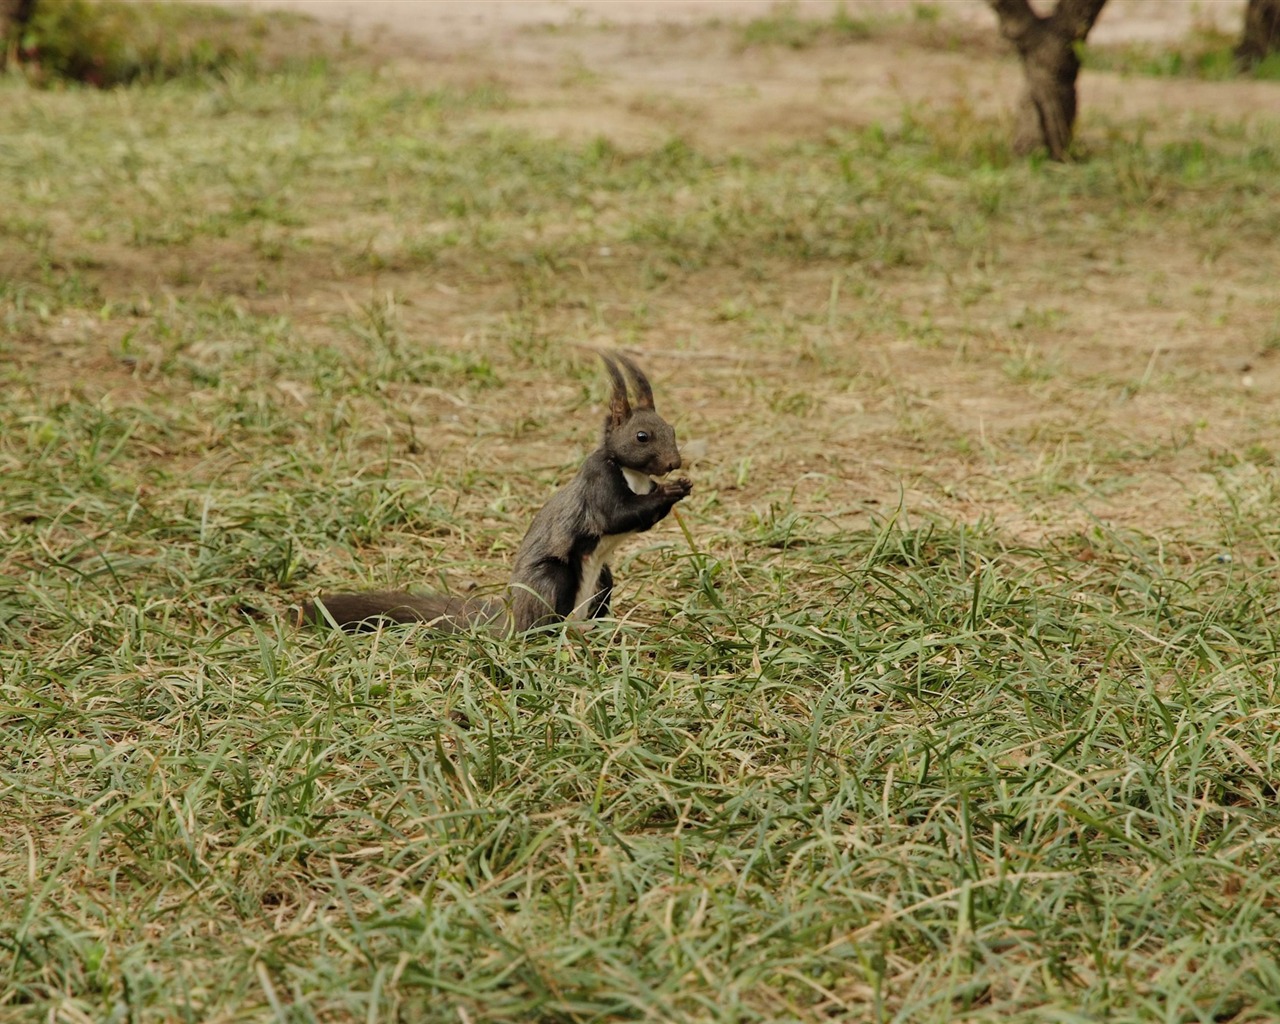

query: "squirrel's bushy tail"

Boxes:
[299, 591, 506, 633]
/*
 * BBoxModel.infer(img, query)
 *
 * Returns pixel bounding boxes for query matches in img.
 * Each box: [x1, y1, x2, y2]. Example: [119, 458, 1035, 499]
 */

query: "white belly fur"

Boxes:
[621, 467, 655, 494]
[572, 532, 633, 619]
[571, 467, 656, 619]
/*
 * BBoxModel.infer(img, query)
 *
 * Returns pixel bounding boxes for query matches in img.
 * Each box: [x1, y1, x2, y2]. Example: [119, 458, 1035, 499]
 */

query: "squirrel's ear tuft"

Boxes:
[615, 351, 655, 410]
[598, 351, 631, 429]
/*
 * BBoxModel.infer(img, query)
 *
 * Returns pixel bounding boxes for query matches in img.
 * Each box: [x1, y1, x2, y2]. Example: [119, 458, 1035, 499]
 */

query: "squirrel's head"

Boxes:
[598, 351, 682, 477]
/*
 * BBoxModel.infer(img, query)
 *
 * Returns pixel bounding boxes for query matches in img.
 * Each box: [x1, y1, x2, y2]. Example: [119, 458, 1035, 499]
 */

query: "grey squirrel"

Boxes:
[300, 351, 692, 633]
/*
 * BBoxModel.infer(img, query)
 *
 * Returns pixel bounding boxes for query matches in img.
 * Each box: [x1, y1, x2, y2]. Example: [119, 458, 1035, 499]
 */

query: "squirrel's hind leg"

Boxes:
[587, 565, 613, 619]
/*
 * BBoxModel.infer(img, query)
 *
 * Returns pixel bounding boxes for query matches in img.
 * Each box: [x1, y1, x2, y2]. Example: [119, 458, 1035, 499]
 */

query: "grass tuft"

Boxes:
[11, 0, 313, 87]
[739, 2, 872, 50]
[1087, 28, 1280, 82]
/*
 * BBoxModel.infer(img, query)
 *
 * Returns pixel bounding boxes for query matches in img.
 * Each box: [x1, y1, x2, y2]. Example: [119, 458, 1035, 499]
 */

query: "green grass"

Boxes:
[6, 503, 1280, 1020]
[9, 0, 312, 87]
[1087, 28, 1280, 82]
[732, 2, 999, 57]
[739, 2, 872, 50]
[3, 6, 1280, 1021]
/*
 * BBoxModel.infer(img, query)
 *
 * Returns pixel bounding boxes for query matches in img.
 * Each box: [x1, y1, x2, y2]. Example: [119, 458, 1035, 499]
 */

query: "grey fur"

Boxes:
[302, 351, 691, 633]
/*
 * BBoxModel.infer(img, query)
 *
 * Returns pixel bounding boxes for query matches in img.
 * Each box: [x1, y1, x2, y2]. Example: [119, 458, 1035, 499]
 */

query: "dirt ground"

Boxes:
[220, 0, 1245, 46]
[220, 0, 1260, 151]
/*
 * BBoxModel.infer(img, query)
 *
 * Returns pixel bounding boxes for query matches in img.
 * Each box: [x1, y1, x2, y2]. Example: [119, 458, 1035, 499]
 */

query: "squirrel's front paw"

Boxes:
[662, 477, 693, 499]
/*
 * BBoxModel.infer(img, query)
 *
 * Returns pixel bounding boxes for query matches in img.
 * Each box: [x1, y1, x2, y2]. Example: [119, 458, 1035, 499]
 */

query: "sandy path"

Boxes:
[215, 0, 1246, 48]
[194, 0, 1264, 154]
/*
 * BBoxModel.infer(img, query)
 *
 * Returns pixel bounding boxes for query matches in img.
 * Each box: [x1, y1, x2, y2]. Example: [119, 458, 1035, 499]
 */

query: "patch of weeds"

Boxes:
[769, 388, 818, 416]
[739, 2, 872, 50]
[422, 82, 513, 112]
[1086, 28, 1280, 82]
[1010, 306, 1067, 332]
[1252, 51, 1280, 79]
[12, 0, 285, 87]
[897, 102, 1015, 170]
[1260, 317, 1280, 355]
[339, 293, 500, 390]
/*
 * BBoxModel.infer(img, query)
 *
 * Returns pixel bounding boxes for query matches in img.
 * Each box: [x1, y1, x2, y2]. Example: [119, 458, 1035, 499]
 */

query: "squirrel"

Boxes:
[300, 351, 692, 633]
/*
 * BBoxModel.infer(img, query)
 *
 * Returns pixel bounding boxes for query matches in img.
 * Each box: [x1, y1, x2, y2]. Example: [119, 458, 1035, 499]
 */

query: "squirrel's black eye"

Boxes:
[636, 431, 650, 443]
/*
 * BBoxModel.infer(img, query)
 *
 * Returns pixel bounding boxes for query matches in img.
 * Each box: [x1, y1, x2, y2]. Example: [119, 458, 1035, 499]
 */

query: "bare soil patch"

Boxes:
[223, 0, 1263, 149]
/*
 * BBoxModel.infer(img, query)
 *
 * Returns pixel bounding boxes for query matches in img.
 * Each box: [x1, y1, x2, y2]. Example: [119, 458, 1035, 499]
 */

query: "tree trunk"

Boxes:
[987, 0, 1109, 160]
[1236, 0, 1280, 67]
[1, 0, 36, 69]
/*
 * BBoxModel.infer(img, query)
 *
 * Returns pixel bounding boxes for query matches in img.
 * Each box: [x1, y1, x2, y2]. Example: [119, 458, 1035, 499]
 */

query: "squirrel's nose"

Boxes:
[667, 454, 682, 473]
